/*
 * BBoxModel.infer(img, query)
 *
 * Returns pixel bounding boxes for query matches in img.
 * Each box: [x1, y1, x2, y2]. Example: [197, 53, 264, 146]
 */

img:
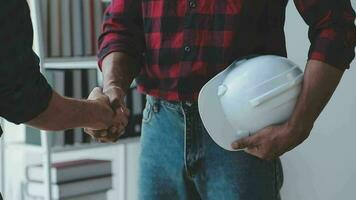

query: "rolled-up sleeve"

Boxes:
[97, 0, 145, 71]
[0, 0, 52, 124]
[294, 0, 356, 70]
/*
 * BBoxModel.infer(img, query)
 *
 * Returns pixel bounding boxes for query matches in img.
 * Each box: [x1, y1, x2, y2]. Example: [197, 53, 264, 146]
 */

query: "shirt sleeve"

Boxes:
[294, 0, 356, 70]
[97, 0, 145, 71]
[0, 0, 53, 124]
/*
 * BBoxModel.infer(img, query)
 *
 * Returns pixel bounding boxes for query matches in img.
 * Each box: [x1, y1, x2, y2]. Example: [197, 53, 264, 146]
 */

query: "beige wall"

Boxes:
[281, 1, 356, 200]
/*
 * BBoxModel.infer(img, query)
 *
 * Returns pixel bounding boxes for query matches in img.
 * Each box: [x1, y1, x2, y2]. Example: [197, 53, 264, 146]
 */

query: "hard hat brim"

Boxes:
[198, 62, 245, 151]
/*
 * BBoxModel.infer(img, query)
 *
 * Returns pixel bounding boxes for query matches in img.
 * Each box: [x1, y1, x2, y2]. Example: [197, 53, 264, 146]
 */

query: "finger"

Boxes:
[110, 125, 126, 136]
[88, 87, 104, 100]
[84, 128, 96, 138]
[84, 128, 105, 138]
[101, 126, 123, 138]
[231, 136, 256, 150]
[232, 132, 264, 150]
[93, 133, 119, 143]
[113, 110, 129, 127]
[108, 128, 124, 143]
[85, 129, 112, 142]
[121, 106, 130, 117]
[91, 130, 109, 138]
[245, 146, 261, 158]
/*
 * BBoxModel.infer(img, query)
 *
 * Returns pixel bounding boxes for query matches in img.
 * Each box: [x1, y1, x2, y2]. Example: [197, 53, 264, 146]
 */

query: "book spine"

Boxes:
[49, 0, 61, 57]
[61, 0, 72, 57]
[83, 0, 94, 56]
[93, 0, 104, 54]
[40, 0, 49, 57]
[72, 0, 84, 56]
[53, 71, 66, 146]
[73, 70, 83, 144]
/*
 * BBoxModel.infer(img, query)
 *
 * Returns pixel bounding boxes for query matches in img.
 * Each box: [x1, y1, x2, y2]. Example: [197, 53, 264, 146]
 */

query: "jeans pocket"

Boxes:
[142, 102, 153, 123]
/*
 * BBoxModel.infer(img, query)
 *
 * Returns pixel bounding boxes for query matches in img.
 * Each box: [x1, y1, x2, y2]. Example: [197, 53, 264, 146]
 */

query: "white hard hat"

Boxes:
[198, 55, 304, 151]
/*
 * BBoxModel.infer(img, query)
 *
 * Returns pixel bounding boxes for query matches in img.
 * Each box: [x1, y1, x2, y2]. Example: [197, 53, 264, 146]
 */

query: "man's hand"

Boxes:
[103, 85, 130, 136]
[84, 87, 129, 143]
[90, 52, 139, 141]
[231, 60, 344, 160]
[231, 122, 312, 160]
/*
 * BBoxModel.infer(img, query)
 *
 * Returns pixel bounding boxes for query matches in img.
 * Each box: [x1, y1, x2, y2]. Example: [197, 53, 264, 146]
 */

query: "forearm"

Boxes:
[102, 52, 140, 93]
[27, 91, 97, 131]
[287, 60, 344, 133]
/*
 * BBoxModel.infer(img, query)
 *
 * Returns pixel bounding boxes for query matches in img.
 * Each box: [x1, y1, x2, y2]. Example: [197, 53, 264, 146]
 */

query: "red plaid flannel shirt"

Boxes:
[98, 0, 356, 101]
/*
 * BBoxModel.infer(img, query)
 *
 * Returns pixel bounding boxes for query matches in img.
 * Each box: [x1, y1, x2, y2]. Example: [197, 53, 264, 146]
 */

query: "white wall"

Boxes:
[281, 1, 356, 200]
[0, 119, 4, 196]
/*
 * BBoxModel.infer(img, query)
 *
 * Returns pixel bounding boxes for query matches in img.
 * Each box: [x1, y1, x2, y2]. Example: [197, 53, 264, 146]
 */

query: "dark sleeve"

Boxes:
[294, 0, 356, 70]
[0, 0, 53, 124]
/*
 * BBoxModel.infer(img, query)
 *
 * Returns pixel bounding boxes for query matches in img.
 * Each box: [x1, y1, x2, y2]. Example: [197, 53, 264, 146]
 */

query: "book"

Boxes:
[26, 159, 112, 184]
[83, 0, 94, 56]
[73, 70, 83, 144]
[49, 0, 61, 57]
[26, 175, 112, 199]
[61, 0, 72, 57]
[61, 191, 107, 200]
[93, 0, 103, 53]
[72, 0, 84, 56]
[39, 0, 49, 57]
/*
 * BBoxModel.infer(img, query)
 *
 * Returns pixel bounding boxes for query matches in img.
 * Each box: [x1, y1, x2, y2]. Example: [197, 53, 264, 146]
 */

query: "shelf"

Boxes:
[43, 56, 98, 70]
[6, 137, 140, 154]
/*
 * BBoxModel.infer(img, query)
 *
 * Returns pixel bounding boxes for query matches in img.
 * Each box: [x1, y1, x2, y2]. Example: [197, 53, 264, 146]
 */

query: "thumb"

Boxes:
[88, 87, 104, 100]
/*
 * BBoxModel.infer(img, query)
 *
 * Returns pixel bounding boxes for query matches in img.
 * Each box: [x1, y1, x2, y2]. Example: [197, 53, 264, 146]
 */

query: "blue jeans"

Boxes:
[139, 96, 283, 200]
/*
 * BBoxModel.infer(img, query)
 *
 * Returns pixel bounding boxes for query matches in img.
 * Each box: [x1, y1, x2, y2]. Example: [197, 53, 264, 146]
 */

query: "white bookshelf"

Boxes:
[43, 57, 98, 69]
[1, 0, 138, 200]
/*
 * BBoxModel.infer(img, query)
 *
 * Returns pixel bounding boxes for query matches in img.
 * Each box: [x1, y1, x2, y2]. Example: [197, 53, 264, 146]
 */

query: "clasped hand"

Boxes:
[84, 86, 130, 143]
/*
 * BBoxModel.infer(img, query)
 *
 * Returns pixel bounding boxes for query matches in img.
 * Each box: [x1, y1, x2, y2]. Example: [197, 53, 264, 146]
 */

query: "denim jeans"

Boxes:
[139, 95, 283, 200]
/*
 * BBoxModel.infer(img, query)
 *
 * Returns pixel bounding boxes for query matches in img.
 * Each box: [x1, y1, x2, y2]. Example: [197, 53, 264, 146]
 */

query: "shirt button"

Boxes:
[189, 1, 197, 8]
[184, 46, 191, 52]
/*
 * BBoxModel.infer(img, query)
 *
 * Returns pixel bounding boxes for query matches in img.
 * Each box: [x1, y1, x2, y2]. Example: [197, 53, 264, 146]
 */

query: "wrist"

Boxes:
[102, 52, 136, 93]
[81, 100, 99, 128]
[286, 118, 313, 137]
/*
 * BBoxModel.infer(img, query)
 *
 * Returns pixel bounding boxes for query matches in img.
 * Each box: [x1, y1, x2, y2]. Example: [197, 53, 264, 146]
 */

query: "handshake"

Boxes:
[84, 86, 130, 143]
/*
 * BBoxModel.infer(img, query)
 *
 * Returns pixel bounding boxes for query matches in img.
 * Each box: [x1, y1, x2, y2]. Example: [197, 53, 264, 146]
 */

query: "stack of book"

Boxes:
[25, 159, 112, 200]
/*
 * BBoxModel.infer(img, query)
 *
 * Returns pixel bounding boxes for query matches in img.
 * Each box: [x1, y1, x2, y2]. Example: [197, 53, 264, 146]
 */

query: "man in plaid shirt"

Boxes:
[94, 0, 355, 199]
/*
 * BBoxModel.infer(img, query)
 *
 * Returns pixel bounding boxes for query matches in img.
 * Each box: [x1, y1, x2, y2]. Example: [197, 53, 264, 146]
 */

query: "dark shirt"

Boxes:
[98, 0, 356, 101]
[0, 0, 52, 127]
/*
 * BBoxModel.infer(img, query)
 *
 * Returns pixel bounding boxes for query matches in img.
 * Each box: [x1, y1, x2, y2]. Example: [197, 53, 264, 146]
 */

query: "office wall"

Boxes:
[2, 1, 355, 200]
[281, 1, 356, 200]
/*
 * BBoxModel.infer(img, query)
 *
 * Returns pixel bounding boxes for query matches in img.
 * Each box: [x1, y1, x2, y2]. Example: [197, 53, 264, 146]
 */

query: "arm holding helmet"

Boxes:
[232, 0, 355, 160]
[232, 60, 344, 159]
